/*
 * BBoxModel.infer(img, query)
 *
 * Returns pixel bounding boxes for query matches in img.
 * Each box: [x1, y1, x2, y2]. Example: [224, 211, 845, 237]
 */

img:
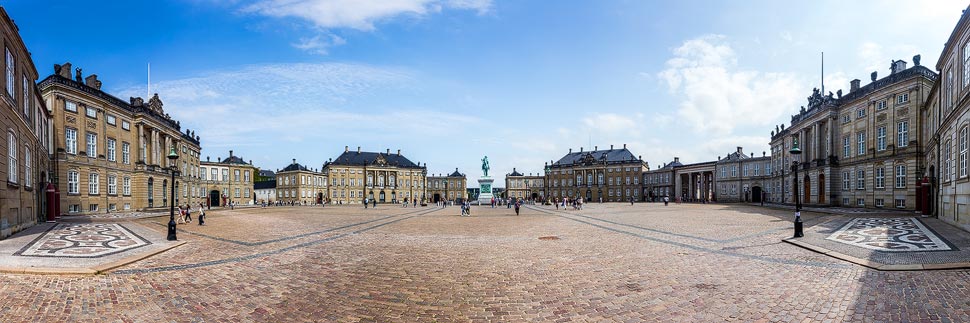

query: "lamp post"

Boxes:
[167, 146, 179, 241]
[790, 138, 803, 238]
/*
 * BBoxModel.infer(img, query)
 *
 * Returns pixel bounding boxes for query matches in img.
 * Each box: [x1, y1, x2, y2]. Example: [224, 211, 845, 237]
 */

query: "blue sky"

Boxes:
[7, 0, 968, 185]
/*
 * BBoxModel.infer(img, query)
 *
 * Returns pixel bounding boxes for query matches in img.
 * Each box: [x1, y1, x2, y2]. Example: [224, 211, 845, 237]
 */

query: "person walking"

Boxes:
[176, 205, 186, 224]
[554, 198, 559, 210]
[364, 198, 368, 209]
[663, 196, 669, 206]
[514, 199, 521, 216]
[198, 202, 206, 226]
[184, 204, 192, 223]
[373, 198, 377, 208]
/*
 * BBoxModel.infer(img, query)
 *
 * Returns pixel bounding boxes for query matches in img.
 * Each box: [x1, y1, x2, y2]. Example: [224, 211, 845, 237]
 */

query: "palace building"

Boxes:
[275, 159, 326, 205]
[39, 63, 203, 215]
[545, 144, 647, 202]
[504, 168, 543, 201]
[323, 146, 427, 204]
[769, 56, 936, 210]
[714, 147, 771, 203]
[0, 7, 53, 239]
[643, 157, 681, 202]
[199, 150, 257, 206]
[427, 168, 467, 203]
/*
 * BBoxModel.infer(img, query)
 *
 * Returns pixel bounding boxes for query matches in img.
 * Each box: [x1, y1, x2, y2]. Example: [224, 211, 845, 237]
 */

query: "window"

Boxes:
[895, 199, 906, 208]
[68, 170, 79, 194]
[946, 140, 954, 181]
[234, 169, 240, 182]
[895, 165, 907, 188]
[89, 204, 99, 212]
[731, 165, 737, 177]
[856, 170, 865, 190]
[964, 42, 970, 86]
[222, 169, 228, 181]
[7, 132, 16, 183]
[897, 121, 909, 147]
[843, 136, 850, 157]
[106, 115, 116, 126]
[65, 100, 78, 112]
[875, 199, 885, 207]
[23, 146, 30, 187]
[842, 114, 851, 123]
[963, 127, 969, 178]
[5, 47, 12, 97]
[68, 204, 80, 213]
[122, 142, 130, 164]
[124, 203, 130, 210]
[85, 107, 97, 118]
[877, 100, 887, 110]
[107, 139, 116, 162]
[842, 198, 849, 206]
[88, 173, 99, 195]
[212, 169, 218, 181]
[842, 172, 850, 190]
[857, 132, 866, 156]
[857, 108, 866, 118]
[857, 198, 865, 207]
[244, 171, 250, 183]
[121, 120, 130, 130]
[86, 133, 97, 156]
[244, 188, 250, 198]
[108, 175, 117, 195]
[22, 76, 29, 118]
[875, 167, 885, 189]
[877, 126, 887, 151]
[948, 69, 955, 108]
[201, 167, 207, 180]
[123, 177, 131, 196]
[65, 128, 77, 154]
[897, 93, 909, 104]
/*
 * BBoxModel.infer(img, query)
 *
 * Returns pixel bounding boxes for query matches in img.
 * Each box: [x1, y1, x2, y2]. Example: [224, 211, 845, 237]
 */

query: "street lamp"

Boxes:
[790, 138, 803, 238]
[167, 146, 180, 241]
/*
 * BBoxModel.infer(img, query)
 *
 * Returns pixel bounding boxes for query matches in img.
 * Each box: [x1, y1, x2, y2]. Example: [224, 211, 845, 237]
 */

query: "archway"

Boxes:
[818, 174, 825, 204]
[803, 174, 810, 205]
[433, 193, 441, 203]
[209, 190, 221, 207]
[586, 190, 592, 201]
[751, 186, 762, 203]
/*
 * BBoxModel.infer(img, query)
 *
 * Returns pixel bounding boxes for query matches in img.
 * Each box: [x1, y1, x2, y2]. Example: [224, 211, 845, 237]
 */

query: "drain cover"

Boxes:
[538, 236, 560, 240]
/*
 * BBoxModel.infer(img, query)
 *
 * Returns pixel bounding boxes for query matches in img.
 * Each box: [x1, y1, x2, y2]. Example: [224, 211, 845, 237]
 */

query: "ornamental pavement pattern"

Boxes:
[13, 223, 151, 258]
[825, 218, 954, 252]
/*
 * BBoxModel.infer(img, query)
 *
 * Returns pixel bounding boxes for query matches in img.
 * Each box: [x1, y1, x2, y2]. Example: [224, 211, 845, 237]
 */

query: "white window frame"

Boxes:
[86, 133, 97, 156]
[897, 121, 909, 147]
[877, 126, 886, 151]
[123, 177, 131, 196]
[108, 175, 117, 195]
[7, 131, 16, 183]
[875, 167, 885, 189]
[107, 138, 116, 162]
[895, 165, 907, 189]
[23, 146, 30, 187]
[65, 128, 77, 154]
[68, 170, 79, 194]
[122, 142, 130, 164]
[88, 173, 99, 195]
[5, 47, 12, 97]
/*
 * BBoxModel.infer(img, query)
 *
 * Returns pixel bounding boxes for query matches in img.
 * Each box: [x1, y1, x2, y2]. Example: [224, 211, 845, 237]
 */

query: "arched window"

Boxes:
[597, 173, 604, 185]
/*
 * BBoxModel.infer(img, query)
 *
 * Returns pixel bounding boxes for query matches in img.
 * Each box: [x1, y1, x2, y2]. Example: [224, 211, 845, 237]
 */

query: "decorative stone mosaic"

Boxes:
[825, 218, 954, 252]
[15, 223, 151, 258]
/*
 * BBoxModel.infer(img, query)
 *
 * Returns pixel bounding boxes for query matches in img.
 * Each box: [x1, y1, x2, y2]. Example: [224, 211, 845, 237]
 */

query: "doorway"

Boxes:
[751, 186, 762, 203]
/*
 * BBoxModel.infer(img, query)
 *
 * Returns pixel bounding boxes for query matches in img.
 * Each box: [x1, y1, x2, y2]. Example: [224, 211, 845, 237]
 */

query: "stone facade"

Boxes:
[545, 145, 647, 203]
[503, 168, 543, 201]
[39, 65, 203, 215]
[199, 150, 257, 206]
[643, 158, 680, 202]
[0, 7, 53, 239]
[427, 168, 467, 203]
[769, 58, 935, 210]
[932, 7, 970, 230]
[714, 147, 771, 203]
[323, 146, 427, 205]
[275, 159, 326, 205]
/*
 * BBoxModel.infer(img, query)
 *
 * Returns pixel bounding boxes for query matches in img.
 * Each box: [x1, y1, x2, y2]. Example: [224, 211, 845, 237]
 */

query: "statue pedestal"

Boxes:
[477, 177, 494, 205]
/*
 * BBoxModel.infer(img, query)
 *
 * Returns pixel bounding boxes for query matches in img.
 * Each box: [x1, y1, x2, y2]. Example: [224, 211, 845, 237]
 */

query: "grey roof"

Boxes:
[258, 170, 275, 177]
[220, 155, 249, 165]
[509, 168, 524, 176]
[554, 148, 639, 166]
[448, 168, 464, 177]
[281, 162, 309, 172]
[661, 159, 683, 169]
[327, 151, 423, 169]
[254, 181, 276, 190]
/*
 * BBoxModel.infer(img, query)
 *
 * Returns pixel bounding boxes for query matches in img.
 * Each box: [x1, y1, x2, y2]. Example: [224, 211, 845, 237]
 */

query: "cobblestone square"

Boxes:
[3, 204, 970, 322]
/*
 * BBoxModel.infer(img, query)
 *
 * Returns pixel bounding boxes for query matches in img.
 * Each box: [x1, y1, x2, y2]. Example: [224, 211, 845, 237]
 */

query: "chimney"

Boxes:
[638, 155, 642, 160]
[292, 158, 296, 165]
[397, 149, 401, 156]
[249, 160, 252, 165]
[674, 157, 680, 163]
[357, 146, 361, 153]
[569, 148, 572, 153]
[750, 152, 754, 157]
[624, 144, 627, 149]
[891, 59, 907, 74]
[737, 146, 743, 155]
[229, 150, 233, 157]
[850, 79, 860, 92]
[206, 156, 210, 162]
[718, 156, 721, 160]
[871, 71, 877, 82]
[84, 74, 102, 90]
[386, 148, 390, 154]
[580, 147, 584, 152]
[594, 146, 597, 151]
[345, 146, 349, 153]
[763, 151, 766, 157]
[610, 144, 613, 150]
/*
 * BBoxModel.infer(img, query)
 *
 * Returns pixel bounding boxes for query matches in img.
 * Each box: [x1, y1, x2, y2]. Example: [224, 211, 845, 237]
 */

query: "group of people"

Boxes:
[552, 197, 584, 210]
[176, 203, 206, 225]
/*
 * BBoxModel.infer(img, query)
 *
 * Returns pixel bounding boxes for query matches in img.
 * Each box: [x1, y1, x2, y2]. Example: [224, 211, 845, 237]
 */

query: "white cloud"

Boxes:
[242, 0, 491, 31]
[658, 35, 801, 136]
[292, 34, 346, 55]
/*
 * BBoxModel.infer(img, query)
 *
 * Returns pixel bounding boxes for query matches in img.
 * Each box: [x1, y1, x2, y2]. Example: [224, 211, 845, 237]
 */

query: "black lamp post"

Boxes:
[790, 138, 803, 238]
[167, 146, 180, 241]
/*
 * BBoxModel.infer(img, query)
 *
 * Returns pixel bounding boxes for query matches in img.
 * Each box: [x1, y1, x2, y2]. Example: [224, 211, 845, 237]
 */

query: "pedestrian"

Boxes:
[514, 199, 521, 215]
[185, 204, 192, 223]
[176, 205, 186, 224]
[663, 196, 669, 206]
[630, 197, 634, 206]
[373, 199, 377, 208]
[364, 198, 368, 209]
[198, 202, 206, 226]
[554, 198, 559, 210]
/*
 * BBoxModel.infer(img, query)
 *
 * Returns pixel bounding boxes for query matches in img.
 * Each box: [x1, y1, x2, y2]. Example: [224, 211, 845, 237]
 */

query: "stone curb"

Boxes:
[783, 238, 970, 271]
[0, 241, 186, 276]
